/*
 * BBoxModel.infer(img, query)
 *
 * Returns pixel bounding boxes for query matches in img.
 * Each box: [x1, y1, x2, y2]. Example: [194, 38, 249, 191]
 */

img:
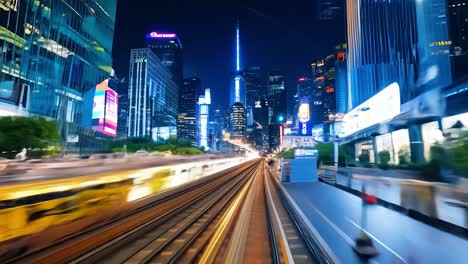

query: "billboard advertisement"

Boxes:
[104, 89, 118, 136]
[339, 82, 400, 138]
[152, 126, 177, 141]
[298, 98, 312, 135]
[91, 80, 118, 137]
[92, 90, 105, 120]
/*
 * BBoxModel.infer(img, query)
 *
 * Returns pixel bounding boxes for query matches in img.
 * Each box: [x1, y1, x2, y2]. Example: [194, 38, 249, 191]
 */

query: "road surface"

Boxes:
[282, 181, 468, 264]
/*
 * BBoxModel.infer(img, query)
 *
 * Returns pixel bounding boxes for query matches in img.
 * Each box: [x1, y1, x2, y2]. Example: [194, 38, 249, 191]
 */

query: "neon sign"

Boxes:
[146, 32, 176, 38]
[337, 52, 346, 61]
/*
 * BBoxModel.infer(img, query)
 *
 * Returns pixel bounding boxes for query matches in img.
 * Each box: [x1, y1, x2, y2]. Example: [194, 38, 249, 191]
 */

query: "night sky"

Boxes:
[112, 0, 345, 108]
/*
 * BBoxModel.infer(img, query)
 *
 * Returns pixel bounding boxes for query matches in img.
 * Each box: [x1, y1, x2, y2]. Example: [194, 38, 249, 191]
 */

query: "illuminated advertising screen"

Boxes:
[340, 82, 400, 138]
[103, 89, 118, 136]
[92, 90, 105, 119]
[152, 126, 177, 141]
[91, 80, 118, 137]
[298, 99, 312, 135]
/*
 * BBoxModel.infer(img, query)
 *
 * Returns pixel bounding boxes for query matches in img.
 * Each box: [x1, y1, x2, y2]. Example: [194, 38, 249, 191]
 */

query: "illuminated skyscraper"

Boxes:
[230, 22, 246, 107]
[296, 77, 315, 131]
[415, 0, 452, 91]
[230, 102, 247, 140]
[346, 0, 418, 109]
[242, 66, 263, 126]
[0, 1, 116, 121]
[253, 97, 269, 149]
[0, 1, 117, 152]
[346, 0, 452, 109]
[334, 44, 348, 113]
[267, 70, 286, 125]
[146, 31, 183, 94]
[128, 49, 178, 138]
[197, 89, 211, 150]
[447, 1, 468, 80]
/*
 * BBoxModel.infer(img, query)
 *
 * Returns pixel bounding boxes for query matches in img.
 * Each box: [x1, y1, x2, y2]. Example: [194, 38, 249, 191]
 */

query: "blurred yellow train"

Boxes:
[0, 157, 245, 246]
[0, 168, 173, 243]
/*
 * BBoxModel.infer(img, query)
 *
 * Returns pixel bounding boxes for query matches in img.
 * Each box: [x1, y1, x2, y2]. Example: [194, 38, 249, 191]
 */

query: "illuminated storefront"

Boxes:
[375, 129, 411, 164]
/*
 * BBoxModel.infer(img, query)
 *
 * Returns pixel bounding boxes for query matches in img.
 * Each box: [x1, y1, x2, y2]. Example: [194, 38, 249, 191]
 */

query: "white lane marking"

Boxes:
[306, 201, 355, 246]
[264, 170, 295, 263]
[345, 217, 408, 264]
[271, 171, 342, 264]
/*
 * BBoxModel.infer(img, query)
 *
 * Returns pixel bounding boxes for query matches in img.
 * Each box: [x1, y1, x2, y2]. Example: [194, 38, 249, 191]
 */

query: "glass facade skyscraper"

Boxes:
[415, 0, 452, 92]
[178, 77, 201, 145]
[335, 44, 348, 113]
[230, 102, 247, 140]
[146, 31, 183, 93]
[128, 48, 178, 138]
[0, 0, 116, 124]
[267, 70, 286, 124]
[346, 0, 453, 109]
[242, 66, 263, 126]
[447, 1, 468, 80]
[346, 0, 418, 109]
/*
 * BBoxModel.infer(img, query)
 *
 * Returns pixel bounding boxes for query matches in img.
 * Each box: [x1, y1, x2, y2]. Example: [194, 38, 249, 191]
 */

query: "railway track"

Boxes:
[6, 159, 334, 264]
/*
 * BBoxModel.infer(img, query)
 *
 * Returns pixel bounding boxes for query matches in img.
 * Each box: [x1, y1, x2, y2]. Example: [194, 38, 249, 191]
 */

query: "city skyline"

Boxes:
[112, 0, 346, 108]
[0, 2, 467, 262]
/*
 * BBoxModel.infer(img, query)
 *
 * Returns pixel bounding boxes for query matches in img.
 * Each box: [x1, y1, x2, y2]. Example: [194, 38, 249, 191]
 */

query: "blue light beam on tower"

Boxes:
[236, 22, 240, 71]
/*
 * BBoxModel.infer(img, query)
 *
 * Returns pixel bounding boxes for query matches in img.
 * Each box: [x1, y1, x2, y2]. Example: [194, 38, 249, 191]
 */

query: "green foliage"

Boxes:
[379, 150, 391, 164]
[448, 131, 468, 176]
[110, 137, 202, 155]
[0, 117, 60, 158]
[398, 145, 411, 165]
[378, 150, 391, 170]
[358, 153, 370, 163]
[314, 143, 347, 167]
[172, 147, 203, 155]
[277, 148, 295, 159]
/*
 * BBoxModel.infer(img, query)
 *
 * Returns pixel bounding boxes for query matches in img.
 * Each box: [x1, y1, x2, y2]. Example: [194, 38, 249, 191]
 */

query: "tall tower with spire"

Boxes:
[230, 21, 246, 107]
[236, 20, 240, 72]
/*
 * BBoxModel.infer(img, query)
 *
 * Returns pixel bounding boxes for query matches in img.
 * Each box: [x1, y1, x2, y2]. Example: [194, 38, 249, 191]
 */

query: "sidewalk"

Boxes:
[320, 165, 468, 231]
[335, 166, 424, 180]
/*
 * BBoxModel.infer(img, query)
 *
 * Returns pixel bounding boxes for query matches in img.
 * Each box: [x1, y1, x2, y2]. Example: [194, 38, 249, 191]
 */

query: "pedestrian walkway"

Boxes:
[320, 166, 468, 230]
[269, 168, 468, 264]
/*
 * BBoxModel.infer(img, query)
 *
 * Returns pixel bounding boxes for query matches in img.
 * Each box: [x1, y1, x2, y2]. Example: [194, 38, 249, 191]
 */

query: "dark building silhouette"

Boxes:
[177, 77, 201, 144]
[318, 0, 343, 20]
[448, 0, 468, 80]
